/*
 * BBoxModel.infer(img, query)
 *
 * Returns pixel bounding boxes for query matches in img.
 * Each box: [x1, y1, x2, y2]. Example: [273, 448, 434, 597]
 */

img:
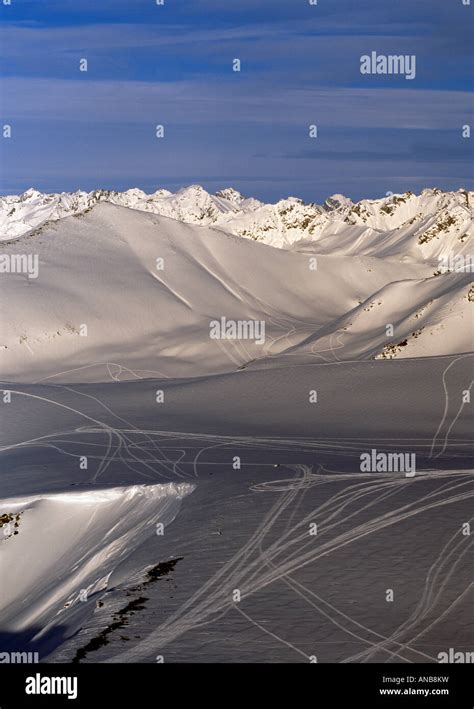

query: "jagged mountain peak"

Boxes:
[215, 187, 245, 203]
[0, 187, 471, 258]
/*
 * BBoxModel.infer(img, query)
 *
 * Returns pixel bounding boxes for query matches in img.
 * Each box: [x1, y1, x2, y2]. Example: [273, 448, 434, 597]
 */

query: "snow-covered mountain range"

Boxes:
[1, 185, 472, 258]
[0, 186, 472, 383]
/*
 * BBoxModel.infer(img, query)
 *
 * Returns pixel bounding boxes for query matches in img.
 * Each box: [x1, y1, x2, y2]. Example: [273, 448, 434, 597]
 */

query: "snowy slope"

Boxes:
[0, 201, 471, 383]
[248, 273, 473, 367]
[0, 483, 195, 644]
[0, 483, 193, 644]
[1, 355, 472, 661]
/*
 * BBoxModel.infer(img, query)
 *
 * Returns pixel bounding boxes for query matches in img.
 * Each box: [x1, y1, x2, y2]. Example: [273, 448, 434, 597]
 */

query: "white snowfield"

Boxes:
[0, 185, 472, 663]
[0, 354, 472, 662]
[0, 484, 193, 641]
[0, 188, 472, 383]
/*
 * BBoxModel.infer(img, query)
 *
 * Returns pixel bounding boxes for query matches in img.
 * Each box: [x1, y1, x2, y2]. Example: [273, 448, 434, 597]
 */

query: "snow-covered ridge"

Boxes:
[1, 185, 472, 252]
[0, 185, 261, 241]
[0, 201, 472, 383]
[0, 483, 194, 638]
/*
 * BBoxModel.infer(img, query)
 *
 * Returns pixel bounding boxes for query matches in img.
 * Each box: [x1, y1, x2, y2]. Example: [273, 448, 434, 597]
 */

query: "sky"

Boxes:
[1, 0, 473, 203]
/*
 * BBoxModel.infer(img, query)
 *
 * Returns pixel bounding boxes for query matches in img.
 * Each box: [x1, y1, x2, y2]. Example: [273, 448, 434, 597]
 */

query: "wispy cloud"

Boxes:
[2, 78, 472, 127]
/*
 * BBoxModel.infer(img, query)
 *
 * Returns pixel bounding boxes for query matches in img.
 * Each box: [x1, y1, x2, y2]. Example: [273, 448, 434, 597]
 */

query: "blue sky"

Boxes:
[1, 0, 472, 202]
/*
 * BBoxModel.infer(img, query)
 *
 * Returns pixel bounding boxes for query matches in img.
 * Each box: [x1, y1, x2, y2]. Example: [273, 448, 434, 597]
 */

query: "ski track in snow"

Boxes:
[105, 465, 472, 664]
[1, 352, 472, 663]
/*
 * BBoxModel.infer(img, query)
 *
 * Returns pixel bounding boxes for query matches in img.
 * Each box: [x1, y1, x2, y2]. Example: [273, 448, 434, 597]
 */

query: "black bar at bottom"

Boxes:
[0, 663, 472, 708]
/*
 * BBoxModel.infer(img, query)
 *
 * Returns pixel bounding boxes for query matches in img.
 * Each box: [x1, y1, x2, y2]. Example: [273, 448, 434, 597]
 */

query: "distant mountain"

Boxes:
[0, 185, 262, 241]
[1, 186, 472, 260]
[0, 201, 471, 383]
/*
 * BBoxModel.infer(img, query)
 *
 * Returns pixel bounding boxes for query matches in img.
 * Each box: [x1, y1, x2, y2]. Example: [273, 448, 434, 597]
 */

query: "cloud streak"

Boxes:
[2, 78, 472, 128]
